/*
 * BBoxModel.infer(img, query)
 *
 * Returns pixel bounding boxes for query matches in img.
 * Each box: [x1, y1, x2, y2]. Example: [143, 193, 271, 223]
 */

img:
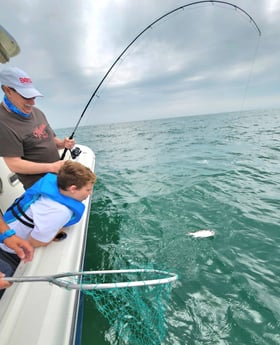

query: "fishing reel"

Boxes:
[70, 146, 82, 159]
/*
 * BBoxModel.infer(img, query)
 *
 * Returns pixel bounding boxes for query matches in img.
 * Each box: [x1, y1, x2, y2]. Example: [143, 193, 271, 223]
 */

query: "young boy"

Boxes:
[0, 160, 96, 292]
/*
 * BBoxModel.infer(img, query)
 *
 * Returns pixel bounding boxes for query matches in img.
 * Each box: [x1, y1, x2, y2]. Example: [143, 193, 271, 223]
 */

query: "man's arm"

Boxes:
[4, 157, 65, 175]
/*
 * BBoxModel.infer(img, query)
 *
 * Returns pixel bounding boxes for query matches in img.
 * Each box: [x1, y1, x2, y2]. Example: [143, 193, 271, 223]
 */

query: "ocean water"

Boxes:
[59, 109, 280, 345]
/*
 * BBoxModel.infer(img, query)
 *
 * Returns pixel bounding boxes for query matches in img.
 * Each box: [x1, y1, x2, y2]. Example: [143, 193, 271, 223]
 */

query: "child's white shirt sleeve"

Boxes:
[29, 196, 73, 242]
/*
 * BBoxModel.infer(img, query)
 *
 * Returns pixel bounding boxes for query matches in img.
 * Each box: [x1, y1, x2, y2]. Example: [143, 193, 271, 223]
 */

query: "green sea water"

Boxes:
[59, 109, 280, 345]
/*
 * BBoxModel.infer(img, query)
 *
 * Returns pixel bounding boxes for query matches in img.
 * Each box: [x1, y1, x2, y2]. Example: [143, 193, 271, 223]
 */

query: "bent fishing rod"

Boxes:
[61, 0, 261, 160]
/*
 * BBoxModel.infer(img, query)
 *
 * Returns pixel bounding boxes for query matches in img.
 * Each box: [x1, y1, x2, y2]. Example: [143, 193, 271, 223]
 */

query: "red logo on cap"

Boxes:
[19, 77, 32, 84]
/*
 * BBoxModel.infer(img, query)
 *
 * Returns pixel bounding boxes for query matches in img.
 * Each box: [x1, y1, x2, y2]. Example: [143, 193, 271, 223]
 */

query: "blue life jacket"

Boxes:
[3, 173, 85, 228]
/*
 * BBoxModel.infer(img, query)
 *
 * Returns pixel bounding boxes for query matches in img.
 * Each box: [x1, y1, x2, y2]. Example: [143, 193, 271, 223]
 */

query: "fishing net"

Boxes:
[80, 269, 177, 345]
[5, 268, 177, 344]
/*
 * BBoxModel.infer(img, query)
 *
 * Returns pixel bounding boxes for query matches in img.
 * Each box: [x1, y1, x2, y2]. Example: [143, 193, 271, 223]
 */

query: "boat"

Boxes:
[0, 146, 95, 345]
[0, 25, 96, 345]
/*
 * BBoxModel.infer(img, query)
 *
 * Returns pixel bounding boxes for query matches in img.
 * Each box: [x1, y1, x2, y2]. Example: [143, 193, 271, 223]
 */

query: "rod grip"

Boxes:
[60, 132, 74, 161]
[60, 148, 68, 160]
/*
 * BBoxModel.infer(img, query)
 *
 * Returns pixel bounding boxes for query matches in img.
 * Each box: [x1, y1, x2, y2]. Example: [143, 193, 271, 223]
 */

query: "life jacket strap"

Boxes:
[8, 196, 34, 229]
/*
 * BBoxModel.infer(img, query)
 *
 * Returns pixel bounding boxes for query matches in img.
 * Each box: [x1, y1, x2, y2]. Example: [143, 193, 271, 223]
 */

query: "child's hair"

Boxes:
[57, 160, 96, 190]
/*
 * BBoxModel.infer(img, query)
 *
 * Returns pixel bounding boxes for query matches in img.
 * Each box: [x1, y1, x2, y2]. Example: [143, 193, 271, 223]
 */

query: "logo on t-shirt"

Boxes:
[33, 124, 49, 139]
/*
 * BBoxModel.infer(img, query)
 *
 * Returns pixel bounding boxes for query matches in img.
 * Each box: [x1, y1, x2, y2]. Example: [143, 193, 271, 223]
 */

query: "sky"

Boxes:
[1, 0, 280, 129]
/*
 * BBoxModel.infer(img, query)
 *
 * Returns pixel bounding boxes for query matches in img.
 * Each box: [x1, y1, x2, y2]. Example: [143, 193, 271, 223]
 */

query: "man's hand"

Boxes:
[63, 137, 75, 150]
[54, 136, 75, 150]
[50, 160, 65, 174]
[0, 272, 11, 289]
[4, 235, 34, 262]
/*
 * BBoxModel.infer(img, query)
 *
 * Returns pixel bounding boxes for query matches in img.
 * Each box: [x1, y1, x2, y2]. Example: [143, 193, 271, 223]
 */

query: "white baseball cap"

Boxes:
[0, 66, 43, 98]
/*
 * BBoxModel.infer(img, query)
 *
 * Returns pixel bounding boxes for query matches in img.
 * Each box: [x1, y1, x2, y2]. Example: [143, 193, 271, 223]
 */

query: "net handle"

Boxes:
[4, 269, 178, 290]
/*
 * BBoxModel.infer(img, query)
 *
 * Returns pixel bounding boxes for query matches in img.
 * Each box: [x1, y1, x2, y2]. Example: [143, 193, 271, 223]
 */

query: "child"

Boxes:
[0, 160, 96, 295]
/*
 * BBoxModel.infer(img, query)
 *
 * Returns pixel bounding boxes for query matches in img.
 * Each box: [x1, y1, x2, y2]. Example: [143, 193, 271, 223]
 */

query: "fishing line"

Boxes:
[61, 1, 261, 159]
[239, 33, 261, 112]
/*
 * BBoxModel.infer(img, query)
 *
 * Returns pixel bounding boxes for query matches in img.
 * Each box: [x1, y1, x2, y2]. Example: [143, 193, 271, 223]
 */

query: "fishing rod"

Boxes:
[61, 0, 261, 160]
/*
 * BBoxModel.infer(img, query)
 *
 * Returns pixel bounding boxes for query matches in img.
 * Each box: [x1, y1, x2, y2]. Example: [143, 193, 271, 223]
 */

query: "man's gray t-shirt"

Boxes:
[0, 105, 60, 189]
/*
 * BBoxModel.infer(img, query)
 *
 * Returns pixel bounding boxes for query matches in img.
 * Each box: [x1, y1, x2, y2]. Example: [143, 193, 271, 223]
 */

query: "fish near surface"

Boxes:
[187, 230, 215, 238]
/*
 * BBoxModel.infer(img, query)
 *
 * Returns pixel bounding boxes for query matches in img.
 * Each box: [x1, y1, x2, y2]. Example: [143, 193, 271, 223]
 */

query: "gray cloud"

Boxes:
[1, 0, 279, 129]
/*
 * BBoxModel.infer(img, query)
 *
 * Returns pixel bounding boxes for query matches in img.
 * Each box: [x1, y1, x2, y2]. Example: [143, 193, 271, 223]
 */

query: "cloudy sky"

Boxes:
[1, 0, 280, 129]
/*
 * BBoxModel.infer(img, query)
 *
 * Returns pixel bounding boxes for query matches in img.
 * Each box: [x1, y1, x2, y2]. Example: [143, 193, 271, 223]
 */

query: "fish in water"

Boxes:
[187, 230, 215, 238]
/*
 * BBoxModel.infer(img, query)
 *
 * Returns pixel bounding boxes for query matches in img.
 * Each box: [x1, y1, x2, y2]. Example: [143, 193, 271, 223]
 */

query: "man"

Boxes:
[0, 160, 96, 296]
[0, 216, 34, 289]
[0, 66, 75, 189]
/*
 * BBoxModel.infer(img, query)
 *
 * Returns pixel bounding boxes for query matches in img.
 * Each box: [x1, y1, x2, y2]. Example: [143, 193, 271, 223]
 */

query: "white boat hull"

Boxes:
[0, 145, 95, 345]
